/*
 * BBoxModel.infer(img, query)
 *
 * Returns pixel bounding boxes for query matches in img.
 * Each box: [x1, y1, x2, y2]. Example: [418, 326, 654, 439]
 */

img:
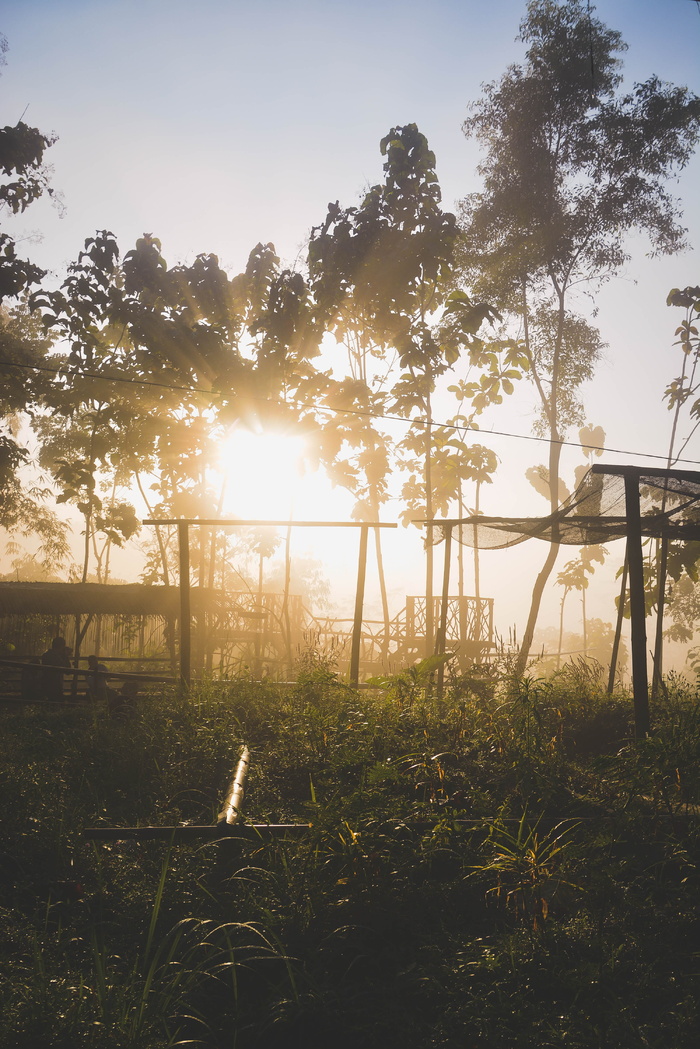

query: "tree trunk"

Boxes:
[281, 523, 293, 676]
[458, 482, 465, 601]
[516, 286, 565, 674]
[473, 480, 481, 637]
[255, 550, 264, 678]
[370, 491, 391, 662]
[651, 535, 669, 700]
[424, 387, 434, 659]
[608, 553, 628, 694]
[81, 511, 92, 584]
[516, 539, 560, 676]
[136, 473, 171, 586]
[557, 588, 568, 670]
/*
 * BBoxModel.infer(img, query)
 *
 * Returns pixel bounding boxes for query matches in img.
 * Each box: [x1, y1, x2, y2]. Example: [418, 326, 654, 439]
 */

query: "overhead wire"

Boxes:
[3, 357, 700, 468]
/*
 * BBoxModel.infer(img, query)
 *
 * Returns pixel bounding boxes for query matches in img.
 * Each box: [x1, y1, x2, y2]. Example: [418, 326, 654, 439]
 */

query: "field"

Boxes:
[1, 659, 700, 1048]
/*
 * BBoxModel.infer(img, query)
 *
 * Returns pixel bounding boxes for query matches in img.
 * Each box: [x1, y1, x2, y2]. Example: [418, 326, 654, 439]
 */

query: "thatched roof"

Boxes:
[0, 582, 228, 617]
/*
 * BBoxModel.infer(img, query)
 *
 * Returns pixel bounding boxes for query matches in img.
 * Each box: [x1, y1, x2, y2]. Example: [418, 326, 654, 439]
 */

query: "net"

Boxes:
[427, 465, 700, 549]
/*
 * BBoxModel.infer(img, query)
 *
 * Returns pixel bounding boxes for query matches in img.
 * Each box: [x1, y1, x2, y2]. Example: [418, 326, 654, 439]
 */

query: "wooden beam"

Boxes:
[178, 521, 191, 689]
[144, 519, 397, 528]
[590, 463, 700, 483]
[349, 525, 369, 687]
[83, 823, 311, 842]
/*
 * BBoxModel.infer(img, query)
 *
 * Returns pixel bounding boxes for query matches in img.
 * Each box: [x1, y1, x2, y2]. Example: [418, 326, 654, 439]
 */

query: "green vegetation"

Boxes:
[2, 669, 699, 1047]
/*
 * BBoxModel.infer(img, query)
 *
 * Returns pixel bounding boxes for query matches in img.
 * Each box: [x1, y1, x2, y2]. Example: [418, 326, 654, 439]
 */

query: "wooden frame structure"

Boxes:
[589, 463, 700, 738]
[424, 464, 700, 737]
[143, 518, 397, 688]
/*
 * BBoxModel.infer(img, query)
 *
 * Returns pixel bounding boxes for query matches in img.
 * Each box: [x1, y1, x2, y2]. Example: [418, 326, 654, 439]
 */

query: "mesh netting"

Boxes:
[429, 466, 700, 549]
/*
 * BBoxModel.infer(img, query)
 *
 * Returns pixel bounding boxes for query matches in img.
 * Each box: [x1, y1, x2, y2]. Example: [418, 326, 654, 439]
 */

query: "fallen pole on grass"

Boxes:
[84, 744, 311, 843]
[217, 744, 249, 826]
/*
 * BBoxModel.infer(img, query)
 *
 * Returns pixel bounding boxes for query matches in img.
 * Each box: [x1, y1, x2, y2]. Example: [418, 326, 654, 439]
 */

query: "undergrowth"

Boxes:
[1, 664, 699, 1047]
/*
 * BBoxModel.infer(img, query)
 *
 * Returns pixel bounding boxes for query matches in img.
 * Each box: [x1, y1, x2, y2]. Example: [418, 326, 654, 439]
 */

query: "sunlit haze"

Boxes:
[2, 0, 700, 662]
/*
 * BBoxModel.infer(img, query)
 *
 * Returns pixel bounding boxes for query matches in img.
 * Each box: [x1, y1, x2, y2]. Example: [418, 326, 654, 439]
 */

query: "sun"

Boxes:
[218, 427, 347, 522]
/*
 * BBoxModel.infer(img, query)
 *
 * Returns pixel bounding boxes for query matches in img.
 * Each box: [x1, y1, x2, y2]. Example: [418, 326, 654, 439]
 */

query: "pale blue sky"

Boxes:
[3, 0, 697, 276]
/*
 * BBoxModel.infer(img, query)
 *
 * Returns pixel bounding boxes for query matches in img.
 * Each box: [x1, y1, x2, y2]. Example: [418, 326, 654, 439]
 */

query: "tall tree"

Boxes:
[310, 125, 499, 654]
[650, 284, 700, 690]
[0, 45, 69, 563]
[458, 0, 700, 673]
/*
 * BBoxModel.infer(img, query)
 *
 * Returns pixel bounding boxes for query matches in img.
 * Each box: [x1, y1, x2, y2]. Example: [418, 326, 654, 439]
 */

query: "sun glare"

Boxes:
[218, 428, 340, 521]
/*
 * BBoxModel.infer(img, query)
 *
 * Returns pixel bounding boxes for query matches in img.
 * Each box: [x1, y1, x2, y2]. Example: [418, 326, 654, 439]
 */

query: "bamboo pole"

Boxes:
[217, 745, 250, 826]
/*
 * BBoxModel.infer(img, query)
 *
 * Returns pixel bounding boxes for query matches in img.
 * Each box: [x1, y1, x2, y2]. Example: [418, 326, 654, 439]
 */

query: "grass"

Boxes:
[1, 662, 699, 1046]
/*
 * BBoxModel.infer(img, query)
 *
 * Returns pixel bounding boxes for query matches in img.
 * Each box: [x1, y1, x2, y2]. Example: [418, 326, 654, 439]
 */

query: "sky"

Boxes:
[2, 0, 700, 653]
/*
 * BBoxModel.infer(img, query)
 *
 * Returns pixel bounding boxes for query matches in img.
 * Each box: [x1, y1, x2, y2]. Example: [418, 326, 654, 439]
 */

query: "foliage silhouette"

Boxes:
[457, 0, 700, 672]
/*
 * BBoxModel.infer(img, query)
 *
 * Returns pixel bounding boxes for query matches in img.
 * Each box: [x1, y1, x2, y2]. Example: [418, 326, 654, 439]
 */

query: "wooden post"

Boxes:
[178, 521, 191, 689]
[623, 474, 650, 738]
[436, 526, 452, 700]
[349, 525, 369, 687]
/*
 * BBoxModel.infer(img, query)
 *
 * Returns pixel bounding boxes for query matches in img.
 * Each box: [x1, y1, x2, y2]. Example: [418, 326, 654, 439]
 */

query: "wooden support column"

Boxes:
[623, 474, 650, 738]
[349, 525, 369, 687]
[436, 525, 453, 700]
[178, 521, 191, 689]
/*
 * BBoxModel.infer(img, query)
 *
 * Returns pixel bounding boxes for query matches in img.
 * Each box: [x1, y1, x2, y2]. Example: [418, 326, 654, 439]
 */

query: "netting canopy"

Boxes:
[429, 465, 700, 549]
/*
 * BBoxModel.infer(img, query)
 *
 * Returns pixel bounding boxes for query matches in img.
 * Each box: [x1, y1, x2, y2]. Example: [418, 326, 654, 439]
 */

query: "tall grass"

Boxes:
[1, 664, 699, 1046]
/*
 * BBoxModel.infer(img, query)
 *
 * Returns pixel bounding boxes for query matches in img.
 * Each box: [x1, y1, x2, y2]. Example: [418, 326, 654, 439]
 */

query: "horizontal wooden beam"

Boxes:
[143, 519, 397, 528]
[0, 658, 175, 683]
[84, 823, 312, 842]
[590, 463, 700, 482]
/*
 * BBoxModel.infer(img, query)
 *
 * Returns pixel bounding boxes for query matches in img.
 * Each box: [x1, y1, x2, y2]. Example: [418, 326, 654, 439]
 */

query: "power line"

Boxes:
[3, 358, 700, 467]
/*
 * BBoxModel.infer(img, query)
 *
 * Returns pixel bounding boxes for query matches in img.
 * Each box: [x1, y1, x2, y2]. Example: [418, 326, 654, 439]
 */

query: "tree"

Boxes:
[310, 125, 500, 655]
[555, 544, 607, 667]
[0, 52, 69, 565]
[662, 284, 700, 464]
[0, 297, 70, 567]
[458, 0, 700, 674]
[650, 284, 700, 691]
[33, 226, 327, 675]
[0, 120, 57, 300]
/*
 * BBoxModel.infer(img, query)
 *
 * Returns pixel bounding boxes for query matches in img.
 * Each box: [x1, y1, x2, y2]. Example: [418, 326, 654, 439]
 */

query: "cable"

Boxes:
[3, 358, 700, 467]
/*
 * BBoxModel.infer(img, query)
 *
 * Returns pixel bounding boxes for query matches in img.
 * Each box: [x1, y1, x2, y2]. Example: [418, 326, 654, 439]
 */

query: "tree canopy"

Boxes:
[457, 0, 700, 671]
